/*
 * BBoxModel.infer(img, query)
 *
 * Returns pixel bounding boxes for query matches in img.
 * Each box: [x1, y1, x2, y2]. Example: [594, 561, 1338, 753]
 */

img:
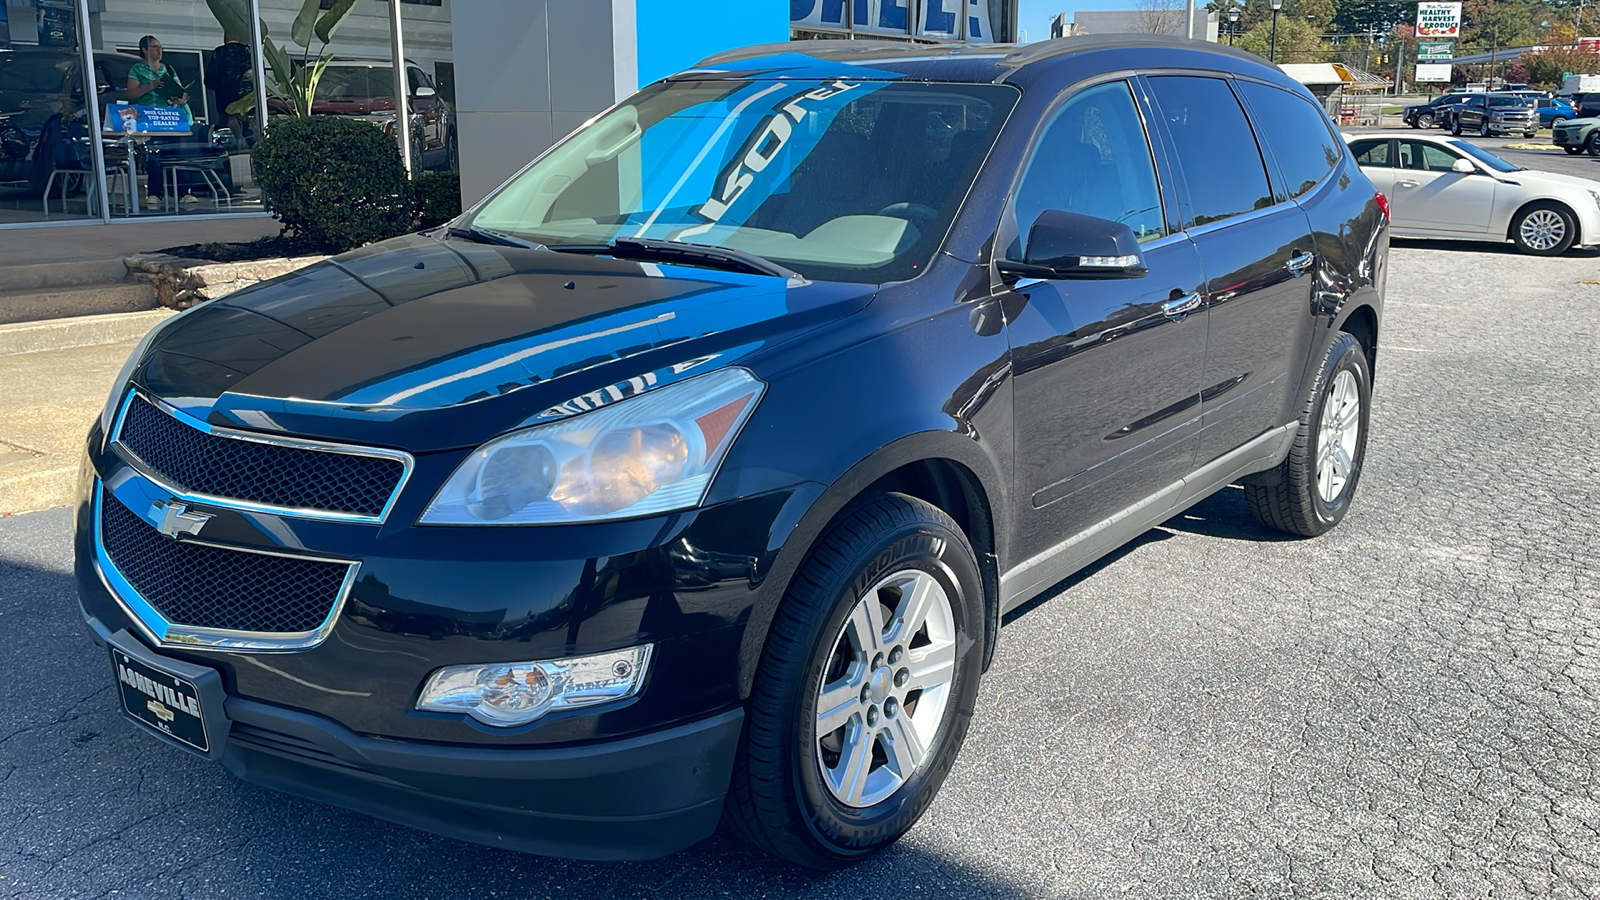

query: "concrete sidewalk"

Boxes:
[0, 332, 156, 515]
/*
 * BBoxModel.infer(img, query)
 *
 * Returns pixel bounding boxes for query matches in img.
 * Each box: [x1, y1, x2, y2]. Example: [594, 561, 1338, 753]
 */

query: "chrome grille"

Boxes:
[113, 392, 408, 521]
[99, 491, 350, 635]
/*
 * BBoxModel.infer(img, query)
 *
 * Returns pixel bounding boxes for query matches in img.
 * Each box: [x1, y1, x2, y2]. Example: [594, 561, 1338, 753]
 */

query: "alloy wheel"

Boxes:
[814, 568, 956, 808]
[1316, 369, 1360, 504]
[1519, 209, 1566, 252]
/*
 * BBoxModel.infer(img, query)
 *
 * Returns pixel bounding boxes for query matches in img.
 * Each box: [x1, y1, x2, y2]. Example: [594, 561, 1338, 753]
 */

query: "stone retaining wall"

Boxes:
[124, 254, 327, 309]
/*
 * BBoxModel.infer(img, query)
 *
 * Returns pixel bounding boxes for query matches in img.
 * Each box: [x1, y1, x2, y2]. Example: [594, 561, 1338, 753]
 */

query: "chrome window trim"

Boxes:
[108, 389, 415, 525]
[92, 483, 360, 653]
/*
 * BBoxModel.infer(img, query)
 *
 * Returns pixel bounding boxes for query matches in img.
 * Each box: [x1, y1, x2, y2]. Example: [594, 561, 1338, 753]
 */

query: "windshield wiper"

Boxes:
[446, 224, 545, 250]
[549, 237, 799, 279]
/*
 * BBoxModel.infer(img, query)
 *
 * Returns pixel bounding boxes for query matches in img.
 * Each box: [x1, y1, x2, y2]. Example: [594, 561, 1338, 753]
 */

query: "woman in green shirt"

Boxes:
[126, 35, 191, 120]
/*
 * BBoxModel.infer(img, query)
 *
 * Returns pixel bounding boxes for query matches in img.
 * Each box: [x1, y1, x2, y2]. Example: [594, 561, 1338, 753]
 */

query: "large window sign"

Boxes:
[791, 0, 1011, 42]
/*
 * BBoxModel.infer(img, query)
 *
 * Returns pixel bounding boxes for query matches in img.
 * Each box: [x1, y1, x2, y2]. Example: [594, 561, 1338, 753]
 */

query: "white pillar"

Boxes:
[449, 0, 637, 207]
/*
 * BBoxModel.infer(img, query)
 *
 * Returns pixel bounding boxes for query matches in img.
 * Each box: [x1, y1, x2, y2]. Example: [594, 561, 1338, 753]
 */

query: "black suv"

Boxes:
[1403, 91, 1465, 129]
[74, 36, 1387, 868]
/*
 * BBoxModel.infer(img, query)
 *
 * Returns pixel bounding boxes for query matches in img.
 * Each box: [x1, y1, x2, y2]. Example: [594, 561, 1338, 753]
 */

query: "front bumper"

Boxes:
[86, 616, 742, 859]
[72, 413, 821, 858]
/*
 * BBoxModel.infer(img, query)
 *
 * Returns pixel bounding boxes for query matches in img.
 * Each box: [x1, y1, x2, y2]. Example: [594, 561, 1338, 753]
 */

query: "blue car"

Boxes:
[1538, 96, 1576, 126]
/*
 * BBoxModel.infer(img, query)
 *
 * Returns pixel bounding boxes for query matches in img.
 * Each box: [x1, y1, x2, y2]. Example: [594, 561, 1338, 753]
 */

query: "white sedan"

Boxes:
[1346, 132, 1600, 255]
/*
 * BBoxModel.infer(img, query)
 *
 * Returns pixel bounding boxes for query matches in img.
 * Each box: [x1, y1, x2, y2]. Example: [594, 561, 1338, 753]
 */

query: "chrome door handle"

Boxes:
[1161, 292, 1203, 318]
[1396, 180, 1418, 188]
[1287, 251, 1316, 276]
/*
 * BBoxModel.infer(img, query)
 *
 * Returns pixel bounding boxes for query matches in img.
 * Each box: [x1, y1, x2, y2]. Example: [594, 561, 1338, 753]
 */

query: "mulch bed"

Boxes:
[156, 234, 328, 263]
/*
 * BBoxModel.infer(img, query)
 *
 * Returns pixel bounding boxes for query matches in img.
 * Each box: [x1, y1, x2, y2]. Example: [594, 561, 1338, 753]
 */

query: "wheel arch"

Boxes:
[1505, 197, 1580, 245]
[1336, 303, 1379, 380]
[735, 432, 1008, 699]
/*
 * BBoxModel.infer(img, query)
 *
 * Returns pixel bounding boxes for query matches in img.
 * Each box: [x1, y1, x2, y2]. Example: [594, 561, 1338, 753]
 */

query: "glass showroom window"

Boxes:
[0, 0, 98, 223]
[87, 0, 263, 219]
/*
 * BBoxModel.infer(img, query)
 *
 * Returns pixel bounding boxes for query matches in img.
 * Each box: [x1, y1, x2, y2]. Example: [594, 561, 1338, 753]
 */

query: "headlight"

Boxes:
[1589, 190, 1600, 211]
[420, 366, 764, 525]
[416, 645, 652, 726]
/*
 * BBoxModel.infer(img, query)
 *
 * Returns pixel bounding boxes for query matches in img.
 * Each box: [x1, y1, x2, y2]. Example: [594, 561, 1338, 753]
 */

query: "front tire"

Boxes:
[1513, 201, 1577, 256]
[1565, 145, 1584, 155]
[725, 493, 985, 869]
[1451, 118, 1463, 136]
[1244, 333, 1371, 538]
[1418, 112, 1435, 128]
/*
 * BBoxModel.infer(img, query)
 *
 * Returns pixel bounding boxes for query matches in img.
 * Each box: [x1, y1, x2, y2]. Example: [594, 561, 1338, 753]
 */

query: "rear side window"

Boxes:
[1146, 76, 1273, 228]
[1349, 139, 1391, 167]
[1236, 81, 1343, 199]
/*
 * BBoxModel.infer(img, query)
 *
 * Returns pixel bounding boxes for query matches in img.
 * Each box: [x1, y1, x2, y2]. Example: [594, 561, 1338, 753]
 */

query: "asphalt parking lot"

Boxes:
[3, 235, 1599, 897]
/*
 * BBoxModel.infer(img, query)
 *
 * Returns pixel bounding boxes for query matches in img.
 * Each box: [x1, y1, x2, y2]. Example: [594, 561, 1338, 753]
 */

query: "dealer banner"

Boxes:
[1417, 2, 1462, 39]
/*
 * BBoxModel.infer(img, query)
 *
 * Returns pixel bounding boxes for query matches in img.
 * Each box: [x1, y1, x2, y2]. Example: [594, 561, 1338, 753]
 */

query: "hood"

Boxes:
[132, 234, 874, 452]
[1497, 168, 1600, 193]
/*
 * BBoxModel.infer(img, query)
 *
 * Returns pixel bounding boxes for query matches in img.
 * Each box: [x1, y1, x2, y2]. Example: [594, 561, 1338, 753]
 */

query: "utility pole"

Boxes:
[1269, 0, 1283, 62]
[1187, 0, 1196, 40]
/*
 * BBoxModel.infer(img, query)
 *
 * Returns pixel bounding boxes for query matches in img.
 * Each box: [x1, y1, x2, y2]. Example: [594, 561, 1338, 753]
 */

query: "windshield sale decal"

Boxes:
[682, 81, 861, 237]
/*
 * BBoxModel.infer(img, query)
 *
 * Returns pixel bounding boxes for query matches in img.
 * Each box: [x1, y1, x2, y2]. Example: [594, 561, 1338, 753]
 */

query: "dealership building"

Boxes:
[0, 0, 1017, 231]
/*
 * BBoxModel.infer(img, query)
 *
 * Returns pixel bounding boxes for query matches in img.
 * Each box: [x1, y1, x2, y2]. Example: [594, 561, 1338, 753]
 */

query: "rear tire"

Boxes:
[1587, 132, 1600, 156]
[1480, 119, 1491, 138]
[1244, 333, 1371, 538]
[725, 493, 985, 869]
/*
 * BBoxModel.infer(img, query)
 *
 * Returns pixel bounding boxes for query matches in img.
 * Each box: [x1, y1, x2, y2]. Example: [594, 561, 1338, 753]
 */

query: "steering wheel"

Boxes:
[877, 202, 939, 231]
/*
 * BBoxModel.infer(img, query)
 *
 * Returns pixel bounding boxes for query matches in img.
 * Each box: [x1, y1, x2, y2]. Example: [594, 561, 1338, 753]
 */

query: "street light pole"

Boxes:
[1227, 6, 1239, 46]
[1269, 0, 1283, 63]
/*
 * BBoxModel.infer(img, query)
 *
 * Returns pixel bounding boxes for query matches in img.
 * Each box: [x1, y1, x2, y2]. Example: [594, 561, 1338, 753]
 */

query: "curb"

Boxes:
[0, 309, 174, 357]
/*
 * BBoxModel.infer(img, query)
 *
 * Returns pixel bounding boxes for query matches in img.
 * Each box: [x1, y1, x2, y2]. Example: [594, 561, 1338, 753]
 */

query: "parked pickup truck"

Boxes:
[1451, 93, 1537, 137]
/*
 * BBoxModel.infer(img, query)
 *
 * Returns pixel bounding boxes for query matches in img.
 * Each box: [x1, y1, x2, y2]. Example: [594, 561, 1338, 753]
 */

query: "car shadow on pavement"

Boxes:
[1390, 237, 1600, 257]
[0, 519, 1032, 900]
[1002, 527, 1174, 626]
[1157, 483, 1301, 544]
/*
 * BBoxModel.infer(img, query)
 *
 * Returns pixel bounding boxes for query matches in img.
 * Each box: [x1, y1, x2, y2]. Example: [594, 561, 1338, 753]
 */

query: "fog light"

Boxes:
[417, 645, 652, 726]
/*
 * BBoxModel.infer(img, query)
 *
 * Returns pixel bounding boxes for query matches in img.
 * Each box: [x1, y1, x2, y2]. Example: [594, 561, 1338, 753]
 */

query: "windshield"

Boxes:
[316, 66, 394, 100]
[1488, 95, 1532, 107]
[1447, 139, 1520, 172]
[467, 79, 1019, 282]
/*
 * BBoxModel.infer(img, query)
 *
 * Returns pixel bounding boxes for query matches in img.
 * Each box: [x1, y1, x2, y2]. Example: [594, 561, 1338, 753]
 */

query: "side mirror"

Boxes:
[1451, 158, 1477, 175]
[414, 85, 436, 98]
[999, 210, 1148, 281]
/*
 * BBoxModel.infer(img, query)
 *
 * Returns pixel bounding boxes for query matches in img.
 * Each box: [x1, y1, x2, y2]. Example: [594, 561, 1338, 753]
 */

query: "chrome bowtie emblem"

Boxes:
[151, 500, 212, 539]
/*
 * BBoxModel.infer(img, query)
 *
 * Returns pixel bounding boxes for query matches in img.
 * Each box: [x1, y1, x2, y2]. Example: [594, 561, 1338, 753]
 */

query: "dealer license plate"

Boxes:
[111, 647, 210, 752]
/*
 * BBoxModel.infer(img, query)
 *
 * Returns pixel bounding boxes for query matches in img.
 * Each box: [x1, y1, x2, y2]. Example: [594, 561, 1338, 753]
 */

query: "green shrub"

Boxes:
[413, 170, 462, 230]
[252, 116, 414, 253]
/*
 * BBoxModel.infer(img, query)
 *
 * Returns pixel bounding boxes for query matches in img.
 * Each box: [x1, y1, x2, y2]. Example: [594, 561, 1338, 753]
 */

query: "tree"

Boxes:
[1134, 0, 1186, 35]
[1462, 0, 1540, 52]
[1521, 45, 1600, 87]
[1238, 15, 1326, 63]
[1331, 0, 1410, 35]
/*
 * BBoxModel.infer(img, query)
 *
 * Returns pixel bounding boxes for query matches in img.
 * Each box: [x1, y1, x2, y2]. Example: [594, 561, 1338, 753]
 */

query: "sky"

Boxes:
[1015, 0, 1146, 42]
